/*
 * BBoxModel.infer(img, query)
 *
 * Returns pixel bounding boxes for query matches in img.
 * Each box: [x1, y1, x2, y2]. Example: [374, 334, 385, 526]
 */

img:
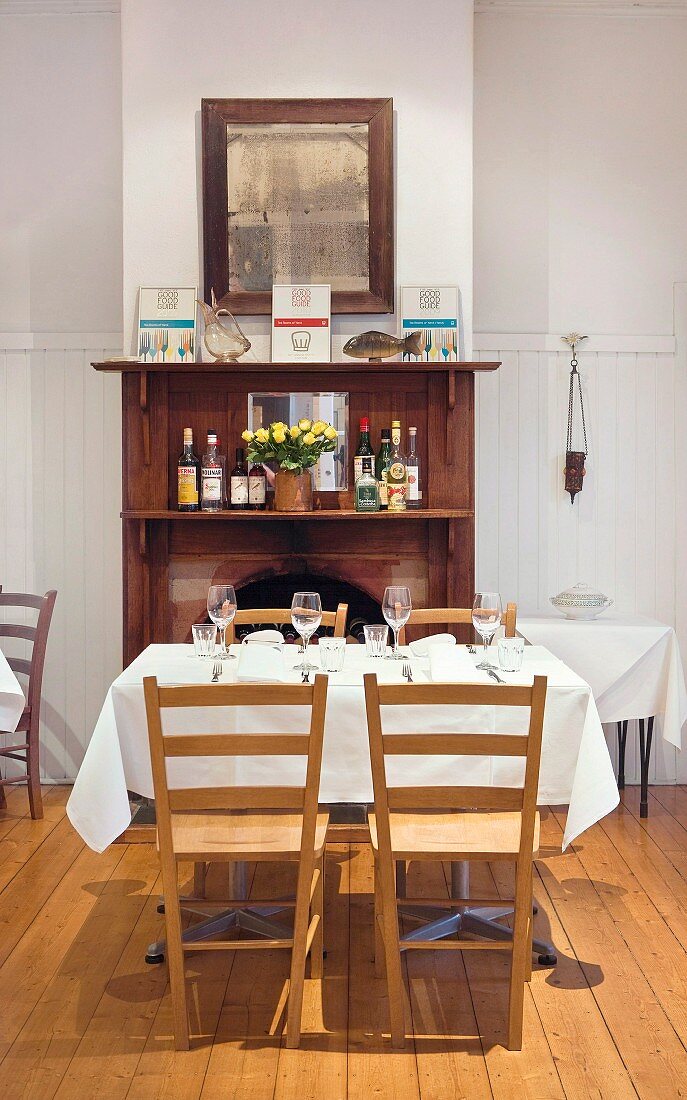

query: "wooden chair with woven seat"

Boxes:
[0, 588, 57, 819]
[364, 673, 547, 1050]
[398, 601, 517, 645]
[143, 673, 329, 1051]
[225, 601, 347, 644]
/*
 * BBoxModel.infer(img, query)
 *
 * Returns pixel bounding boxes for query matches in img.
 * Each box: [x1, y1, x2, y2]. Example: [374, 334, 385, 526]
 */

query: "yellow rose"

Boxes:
[324, 426, 337, 440]
[303, 432, 316, 445]
[273, 429, 286, 444]
[255, 428, 269, 443]
[289, 425, 301, 439]
[241, 429, 254, 442]
[271, 421, 286, 432]
[312, 420, 327, 435]
[298, 418, 312, 431]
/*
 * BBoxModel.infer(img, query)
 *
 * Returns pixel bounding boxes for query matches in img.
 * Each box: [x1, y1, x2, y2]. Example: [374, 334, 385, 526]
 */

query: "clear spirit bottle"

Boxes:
[201, 430, 223, 512]
[355, 455, 380, 512]
[406, 426, 422, 508]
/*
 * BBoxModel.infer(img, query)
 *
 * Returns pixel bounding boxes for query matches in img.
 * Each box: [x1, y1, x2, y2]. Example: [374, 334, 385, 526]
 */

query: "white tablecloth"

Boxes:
[0, 648, 25, 734]
[518, 614, 687, 748]
[67, 643, 618, 854]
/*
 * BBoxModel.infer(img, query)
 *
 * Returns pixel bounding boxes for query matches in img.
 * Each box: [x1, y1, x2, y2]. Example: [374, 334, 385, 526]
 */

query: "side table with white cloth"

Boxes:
[0, 648, 26, 736]
[67, 641, 620, 966]
[518, 614, 687, 817]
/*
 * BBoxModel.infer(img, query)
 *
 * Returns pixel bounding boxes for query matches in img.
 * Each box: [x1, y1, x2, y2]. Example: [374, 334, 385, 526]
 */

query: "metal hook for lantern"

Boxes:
[562, 334, 588, 503]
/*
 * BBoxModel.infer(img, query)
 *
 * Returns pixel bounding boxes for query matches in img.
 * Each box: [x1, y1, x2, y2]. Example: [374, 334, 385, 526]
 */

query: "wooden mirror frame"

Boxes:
[201, 97, 394, 316]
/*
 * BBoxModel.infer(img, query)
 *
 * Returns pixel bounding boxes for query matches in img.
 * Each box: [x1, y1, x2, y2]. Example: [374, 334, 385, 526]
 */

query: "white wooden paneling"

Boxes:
[476, 329, 685, 784]
[0, 341, 121, 782]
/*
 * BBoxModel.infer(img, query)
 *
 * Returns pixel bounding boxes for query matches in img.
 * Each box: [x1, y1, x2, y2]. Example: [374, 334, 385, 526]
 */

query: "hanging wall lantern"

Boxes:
[562, 333, 588, 503]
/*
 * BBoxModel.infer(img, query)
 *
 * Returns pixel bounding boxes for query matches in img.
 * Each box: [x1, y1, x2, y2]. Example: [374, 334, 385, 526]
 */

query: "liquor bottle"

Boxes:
[375, 428, 391, 510]
[355, 455, 380, 513]
[177, 427, 200, 511]
[348, 617, 368, 644]
[248, 462, 267, 510]
[353, 416, 374, 484]
[200, 430, 223, 512]
[387, 420, 408, 512]
[406, 426, 422, 508]
[230, 447, 249, 509]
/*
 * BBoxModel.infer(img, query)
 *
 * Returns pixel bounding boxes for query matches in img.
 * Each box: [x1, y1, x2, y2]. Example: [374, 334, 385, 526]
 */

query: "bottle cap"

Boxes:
[409, 426, 417, 433]
[236, 447, 245, 461]
[207, 431, 218, 443]
[391, 419, 401, 428]
[183, 427, 193, 441]
[362, 456, 373, 471]
[380, 428, 391, 438]
[360, 417, 370, 431]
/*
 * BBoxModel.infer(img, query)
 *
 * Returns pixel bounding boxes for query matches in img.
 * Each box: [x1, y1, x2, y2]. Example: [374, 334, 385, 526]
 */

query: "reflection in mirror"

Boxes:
[247, 392, 349, 490]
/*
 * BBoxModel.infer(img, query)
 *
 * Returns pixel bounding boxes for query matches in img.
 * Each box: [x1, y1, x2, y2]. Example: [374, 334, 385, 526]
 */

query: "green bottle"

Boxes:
[375, 428, 392, 510]
[355, 455, 379, 513]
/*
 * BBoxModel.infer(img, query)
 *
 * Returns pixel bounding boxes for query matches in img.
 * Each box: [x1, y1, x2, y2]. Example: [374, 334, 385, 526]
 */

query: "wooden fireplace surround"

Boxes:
[93, 358, 500, 666]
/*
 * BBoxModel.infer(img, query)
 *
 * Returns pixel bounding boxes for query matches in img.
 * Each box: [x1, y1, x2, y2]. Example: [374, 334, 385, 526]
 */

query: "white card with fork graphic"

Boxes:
[137, 286, 197, 363]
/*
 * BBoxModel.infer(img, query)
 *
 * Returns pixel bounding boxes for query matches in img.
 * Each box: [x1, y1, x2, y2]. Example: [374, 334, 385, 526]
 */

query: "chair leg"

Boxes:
[164, 882, 190, 1050]
[193, 861, 207, 899]
[378, 853, 406, 1047]
[525, 864, 533, 982]
[286, 855, 316, 1048]
[0, 782, 7, 811]
[310, 856, 324, 979]
[507, 862, 532, 1050]
[27, 739, 43, 820]
[373, 854, 385, 978]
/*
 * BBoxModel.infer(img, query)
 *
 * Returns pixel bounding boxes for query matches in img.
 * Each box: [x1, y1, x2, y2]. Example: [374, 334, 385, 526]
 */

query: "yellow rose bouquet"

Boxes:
[241, 419, 338, 474]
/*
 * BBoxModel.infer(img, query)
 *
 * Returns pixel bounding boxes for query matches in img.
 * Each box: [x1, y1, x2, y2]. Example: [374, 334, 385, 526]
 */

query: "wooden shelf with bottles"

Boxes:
[94, 356, 499, 664]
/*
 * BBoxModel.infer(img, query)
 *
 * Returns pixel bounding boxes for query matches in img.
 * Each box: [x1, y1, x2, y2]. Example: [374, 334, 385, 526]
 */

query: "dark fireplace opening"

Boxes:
[235, 572, 381, 642]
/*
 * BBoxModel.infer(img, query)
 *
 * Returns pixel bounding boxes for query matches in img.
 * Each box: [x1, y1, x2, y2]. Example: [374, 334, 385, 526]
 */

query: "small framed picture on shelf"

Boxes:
[137, 287, 197, 363]
[401, 285, 459, 362]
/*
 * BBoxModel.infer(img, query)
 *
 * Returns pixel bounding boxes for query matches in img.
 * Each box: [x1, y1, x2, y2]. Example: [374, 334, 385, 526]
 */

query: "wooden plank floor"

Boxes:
[2, 786, 687, 1098]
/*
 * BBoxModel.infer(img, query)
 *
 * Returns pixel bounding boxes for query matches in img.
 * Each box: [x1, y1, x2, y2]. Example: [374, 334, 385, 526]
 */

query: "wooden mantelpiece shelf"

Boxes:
[97, 356, 500, 664]
[122, 508, 473, 521]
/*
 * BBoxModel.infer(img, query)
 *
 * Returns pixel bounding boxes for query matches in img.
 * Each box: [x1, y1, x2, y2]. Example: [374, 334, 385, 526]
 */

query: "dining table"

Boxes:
[0, 646, 26, 734]
[67, 640, 619, 966]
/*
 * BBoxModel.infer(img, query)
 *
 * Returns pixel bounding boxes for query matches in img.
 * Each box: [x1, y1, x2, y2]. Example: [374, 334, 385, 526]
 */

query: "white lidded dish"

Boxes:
[550, 582, 613, 620]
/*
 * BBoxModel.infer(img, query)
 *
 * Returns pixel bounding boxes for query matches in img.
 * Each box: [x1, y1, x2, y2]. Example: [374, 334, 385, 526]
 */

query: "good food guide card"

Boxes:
[401, 285, 459, 362]
[137, 286, 197, 363]
[271, 284, 331, 362]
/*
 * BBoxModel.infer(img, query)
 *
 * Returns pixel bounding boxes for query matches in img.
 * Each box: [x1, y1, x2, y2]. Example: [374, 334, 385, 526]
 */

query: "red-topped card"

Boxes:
[271, 284, 331, 362]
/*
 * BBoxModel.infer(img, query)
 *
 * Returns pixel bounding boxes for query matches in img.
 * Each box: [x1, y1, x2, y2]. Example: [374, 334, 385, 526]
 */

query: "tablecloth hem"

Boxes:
[561, 791, 620, 851]
[66, 801, 131, 855]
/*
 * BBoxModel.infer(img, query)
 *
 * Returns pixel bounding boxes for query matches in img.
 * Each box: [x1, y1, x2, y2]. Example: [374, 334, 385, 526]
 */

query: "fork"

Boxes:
[211, 660, 221, 682]
[441, 331, 450, 363]
[139, 331, 151, 362]
[160, 330, 169, 361]
[424, 329, 432, 362]
[402, 660, 413, 682]
[486, 667, 505, 684]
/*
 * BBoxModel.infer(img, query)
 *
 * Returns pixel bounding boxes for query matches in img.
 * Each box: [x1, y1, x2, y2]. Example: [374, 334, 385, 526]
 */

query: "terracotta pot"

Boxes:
[274, 468, 313, 512]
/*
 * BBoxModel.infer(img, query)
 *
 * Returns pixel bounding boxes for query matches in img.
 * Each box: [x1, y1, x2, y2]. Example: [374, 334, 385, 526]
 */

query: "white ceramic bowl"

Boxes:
[550, 582, 613, 620]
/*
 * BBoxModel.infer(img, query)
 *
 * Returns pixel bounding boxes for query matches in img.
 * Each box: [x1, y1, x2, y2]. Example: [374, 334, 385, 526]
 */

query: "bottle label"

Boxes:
[177, 466, 198, 505]
[389, 461, 405, 481]
[407, 463, 420, 501]
[378, 474, 388, 507]
[230, 475, 249, 504]
[387, 483, 407, 511]
[354, 456, 364, 482]
[391, 427, 401, 446]
[201, 466, 221, 501]
[248, 475, 266, 504]
[356, 485, 379, 512]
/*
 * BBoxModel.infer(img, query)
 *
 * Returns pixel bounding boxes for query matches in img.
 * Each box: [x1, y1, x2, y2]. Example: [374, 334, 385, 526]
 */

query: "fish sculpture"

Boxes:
[343, 330, 424, 362]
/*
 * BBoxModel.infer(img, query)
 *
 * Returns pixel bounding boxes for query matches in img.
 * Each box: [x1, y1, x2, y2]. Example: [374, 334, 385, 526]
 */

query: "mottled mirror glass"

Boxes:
[226, 122, 369, 294]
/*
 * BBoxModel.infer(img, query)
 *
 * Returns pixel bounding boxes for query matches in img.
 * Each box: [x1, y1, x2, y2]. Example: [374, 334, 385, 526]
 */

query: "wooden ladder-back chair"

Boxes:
[143, 674, 329, 1050]
[0, 588, 57, 819]
[364, 673, 547, 1050]
[225, 601, 348, 645]
[398, 601, 517, 646]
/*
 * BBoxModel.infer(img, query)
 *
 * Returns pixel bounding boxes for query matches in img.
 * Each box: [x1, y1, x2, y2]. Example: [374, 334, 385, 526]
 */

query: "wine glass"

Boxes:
[291, 592, 322, 672]
[207, 585, 237, 661]
[382, 585, 412, 660]
[472, 591, 502, 670]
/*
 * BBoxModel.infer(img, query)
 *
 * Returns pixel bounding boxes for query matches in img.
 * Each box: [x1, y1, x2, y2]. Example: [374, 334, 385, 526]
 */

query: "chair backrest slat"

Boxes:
[387, 785, 524, 811]
[7, 657, 32, 677]
[398, 602, 517, 645]
[0, 592, 46, 610]
[163, 733, 310, 757]
[0, 624, 37, 642]
[382, 733, 528, 757]
[377, 682, 532, 707]
[168, 786, 306, 811]
[157, 683, 315, 708]
[225, 602, 347, 644]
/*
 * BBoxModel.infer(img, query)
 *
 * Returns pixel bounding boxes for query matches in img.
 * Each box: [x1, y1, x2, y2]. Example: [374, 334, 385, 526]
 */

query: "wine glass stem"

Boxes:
[303, 633, 310, 665]
[392, 627, 400, 656]
[220, 625, 227, 657]
[483, 634, 489, 664]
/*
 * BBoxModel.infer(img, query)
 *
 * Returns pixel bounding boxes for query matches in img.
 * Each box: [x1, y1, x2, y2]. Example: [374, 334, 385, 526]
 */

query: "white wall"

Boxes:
[473, 11, 687, 781]
[0, 7, 123, 781]
[121, 0, 475, 355]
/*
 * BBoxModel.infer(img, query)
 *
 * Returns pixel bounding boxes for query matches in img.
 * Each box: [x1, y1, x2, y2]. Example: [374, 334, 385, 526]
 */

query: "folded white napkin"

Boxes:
[241, 629, 284, 647]
[408, 633, 457, 658]
[429, 645, 492, 684]
[237, 644, 286, 683]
